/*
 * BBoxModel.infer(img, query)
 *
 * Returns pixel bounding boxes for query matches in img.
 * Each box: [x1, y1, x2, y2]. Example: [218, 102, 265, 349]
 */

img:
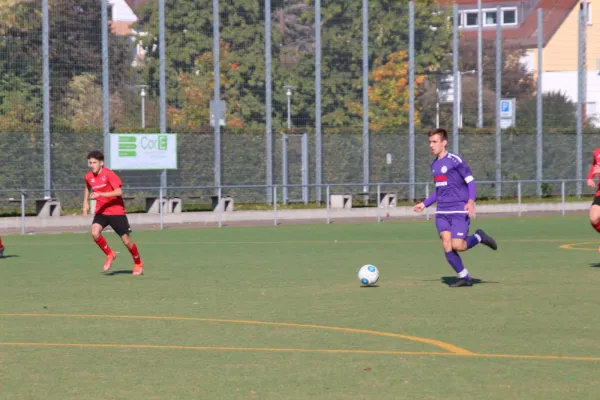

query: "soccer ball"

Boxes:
[358, 264, 379, 286]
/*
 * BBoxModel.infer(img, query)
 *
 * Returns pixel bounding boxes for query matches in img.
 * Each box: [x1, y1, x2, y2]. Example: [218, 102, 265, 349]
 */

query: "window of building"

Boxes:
[503, 9, 517, 24]
[464, 12, 478, 27]
[460, 7, 518, 27]
[587, 102, 597, 122]
[485, 11, 497, 26]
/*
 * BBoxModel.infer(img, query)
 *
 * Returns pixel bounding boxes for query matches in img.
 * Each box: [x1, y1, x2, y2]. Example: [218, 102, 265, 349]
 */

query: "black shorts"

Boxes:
[92, 214, 132, 237]
[593, 196, 600, 207]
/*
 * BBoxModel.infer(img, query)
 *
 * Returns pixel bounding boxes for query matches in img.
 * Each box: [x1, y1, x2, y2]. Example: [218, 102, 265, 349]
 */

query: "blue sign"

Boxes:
[500, 99, 514, 119]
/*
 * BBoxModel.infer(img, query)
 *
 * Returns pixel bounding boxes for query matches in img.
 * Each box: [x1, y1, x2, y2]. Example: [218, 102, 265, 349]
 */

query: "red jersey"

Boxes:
[84, 168, 126, 216]
[587, 148, 600, 197]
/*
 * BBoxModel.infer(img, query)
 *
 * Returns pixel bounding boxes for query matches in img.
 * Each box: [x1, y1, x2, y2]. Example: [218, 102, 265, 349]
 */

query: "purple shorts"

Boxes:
[435, 213, 470, 239]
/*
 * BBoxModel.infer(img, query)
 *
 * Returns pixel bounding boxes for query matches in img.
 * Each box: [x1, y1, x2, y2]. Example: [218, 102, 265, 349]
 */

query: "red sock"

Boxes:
[94, 235, 113, 256]
[0, 236, 3, 248]
[592, 221, 600, 233]
[128, 243, 142, 264]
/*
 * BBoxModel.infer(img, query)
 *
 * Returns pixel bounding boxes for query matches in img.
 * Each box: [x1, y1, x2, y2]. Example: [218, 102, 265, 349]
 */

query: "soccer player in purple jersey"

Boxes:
[413, 128, 497, 287]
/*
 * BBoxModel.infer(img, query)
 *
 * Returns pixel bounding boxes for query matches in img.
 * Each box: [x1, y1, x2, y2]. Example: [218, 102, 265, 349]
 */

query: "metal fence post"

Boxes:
[362, 0, 370, 198]
[302, 132, 309, 204]
[536, 8, 543, 197]
[218, 186, 223, 228]
[408, 1, 415, 201]
[477, 0, 483, 128]
[273, 186, 278, 226]
[213, 0, 221, 192]
[495, 6, 502, 200]
[576, 4, 586, 197]
[265, 0, 273, 204]
[159, 0, 168, 195]
[517, 181, 522, 217]
[561, 180, 566, 216]
[425, 183, 430, 221]
[452, 4, 459, 152]
[377, 184, 381, 223]
[20, 191, 26, 235]
[326, 185, 330, 224]
[159, 186, 164, 230]
[315, 0, 322, 203]
[43, 0, 51, 198]
[282, 133, 288, 204]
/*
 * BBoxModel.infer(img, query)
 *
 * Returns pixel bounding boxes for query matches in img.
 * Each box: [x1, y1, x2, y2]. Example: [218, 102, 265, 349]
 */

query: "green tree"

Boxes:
[346, 50, 427, 130]
[134, 0, 284, 130]
[289, 0, 452, 129]
[459, 40, 535, 101]
[60, 73, 125, 130]
[0, 0, 131, 131]
[516, 90, 578, 131]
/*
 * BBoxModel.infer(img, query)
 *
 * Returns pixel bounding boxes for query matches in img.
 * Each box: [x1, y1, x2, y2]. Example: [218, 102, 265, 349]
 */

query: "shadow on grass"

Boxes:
[422, 276, 499, 286]
[441, 276, 501, 286]
[103, 270, 133, 276]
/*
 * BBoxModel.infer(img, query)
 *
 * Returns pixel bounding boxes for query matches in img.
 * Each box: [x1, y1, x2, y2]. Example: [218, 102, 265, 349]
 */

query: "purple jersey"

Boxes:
[430, 152, 474, 212]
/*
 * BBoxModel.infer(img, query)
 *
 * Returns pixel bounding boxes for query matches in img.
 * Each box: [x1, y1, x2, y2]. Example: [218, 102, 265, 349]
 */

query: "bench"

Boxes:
[211, 195, 234, 212]
[378, 192, 397, 208]
[35, 198, 61, 217]
[330, 192, 397, 209]
[330, 194, 352, 209]
[144, 196, 182, 214]
[186, 195, 234, 212]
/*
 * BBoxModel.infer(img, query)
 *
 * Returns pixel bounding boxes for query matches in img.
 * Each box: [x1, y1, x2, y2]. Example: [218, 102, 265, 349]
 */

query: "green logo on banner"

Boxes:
[118, 136, 137, 156]
[158, 135, 168, 150]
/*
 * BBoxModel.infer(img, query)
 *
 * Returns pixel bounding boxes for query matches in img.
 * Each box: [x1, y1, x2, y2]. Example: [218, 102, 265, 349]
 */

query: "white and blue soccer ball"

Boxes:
[358, 264, 379, 286]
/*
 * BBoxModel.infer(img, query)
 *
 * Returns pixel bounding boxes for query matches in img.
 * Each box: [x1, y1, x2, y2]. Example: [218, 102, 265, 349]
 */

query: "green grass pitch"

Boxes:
[1, 215, 600, 399]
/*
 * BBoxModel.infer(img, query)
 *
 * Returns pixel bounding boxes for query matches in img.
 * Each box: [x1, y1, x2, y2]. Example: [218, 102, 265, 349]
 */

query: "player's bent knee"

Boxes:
[120, 234, 133, 247]
[452, 241, 467, 252]
[450, 238, 467, 251]
[441, 241, 453, 253]
[591, 209, 600, 225]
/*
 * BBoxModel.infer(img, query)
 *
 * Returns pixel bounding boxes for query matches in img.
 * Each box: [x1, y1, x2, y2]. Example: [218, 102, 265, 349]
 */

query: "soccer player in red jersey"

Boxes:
[586, 148, 600, 252]
[83, 150, 144, 275]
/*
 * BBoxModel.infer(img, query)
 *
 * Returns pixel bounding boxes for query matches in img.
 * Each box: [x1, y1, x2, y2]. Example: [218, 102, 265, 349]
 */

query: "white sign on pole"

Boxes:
[438, 74, 461, 103]
[110, 134, 178, 170]
[210, 100, 226, 127]
[500, 98, 516, 128]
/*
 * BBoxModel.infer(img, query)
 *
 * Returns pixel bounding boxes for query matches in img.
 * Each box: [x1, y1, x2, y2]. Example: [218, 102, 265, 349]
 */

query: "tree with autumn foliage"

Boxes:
[347, 50, 426, 131]
[134, 0, 284, 131]
[289, 0, 452, 129]
[169, 42, 245, 130]
[0, 0, 130, 131]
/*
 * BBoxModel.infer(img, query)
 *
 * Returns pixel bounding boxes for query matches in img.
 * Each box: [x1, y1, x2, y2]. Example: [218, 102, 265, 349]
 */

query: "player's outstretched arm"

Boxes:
[90, 187, 123, 199]
[464, 199, 475, 218]
[587, 162, 599, 188]
[413, 202, 425, 213]
[415, 192, 437, 213]
[464, 178, 476, 218]
[83, 183, 90, 216]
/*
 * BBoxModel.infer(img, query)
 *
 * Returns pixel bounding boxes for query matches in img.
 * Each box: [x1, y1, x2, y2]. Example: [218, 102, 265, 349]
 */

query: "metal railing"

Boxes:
[0, 178, 594, 234]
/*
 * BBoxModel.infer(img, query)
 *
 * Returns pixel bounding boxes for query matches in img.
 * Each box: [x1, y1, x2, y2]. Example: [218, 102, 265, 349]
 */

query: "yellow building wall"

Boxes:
[528, 1, 600, 72]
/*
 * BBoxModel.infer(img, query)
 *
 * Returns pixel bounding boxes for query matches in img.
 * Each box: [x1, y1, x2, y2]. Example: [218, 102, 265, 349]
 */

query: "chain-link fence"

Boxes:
[0, 0, 596, 202]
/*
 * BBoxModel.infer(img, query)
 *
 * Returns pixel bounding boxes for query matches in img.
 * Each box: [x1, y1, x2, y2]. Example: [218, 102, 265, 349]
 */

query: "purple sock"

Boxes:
[466, 233, 481, 249]
[445, 251, 471, 280]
